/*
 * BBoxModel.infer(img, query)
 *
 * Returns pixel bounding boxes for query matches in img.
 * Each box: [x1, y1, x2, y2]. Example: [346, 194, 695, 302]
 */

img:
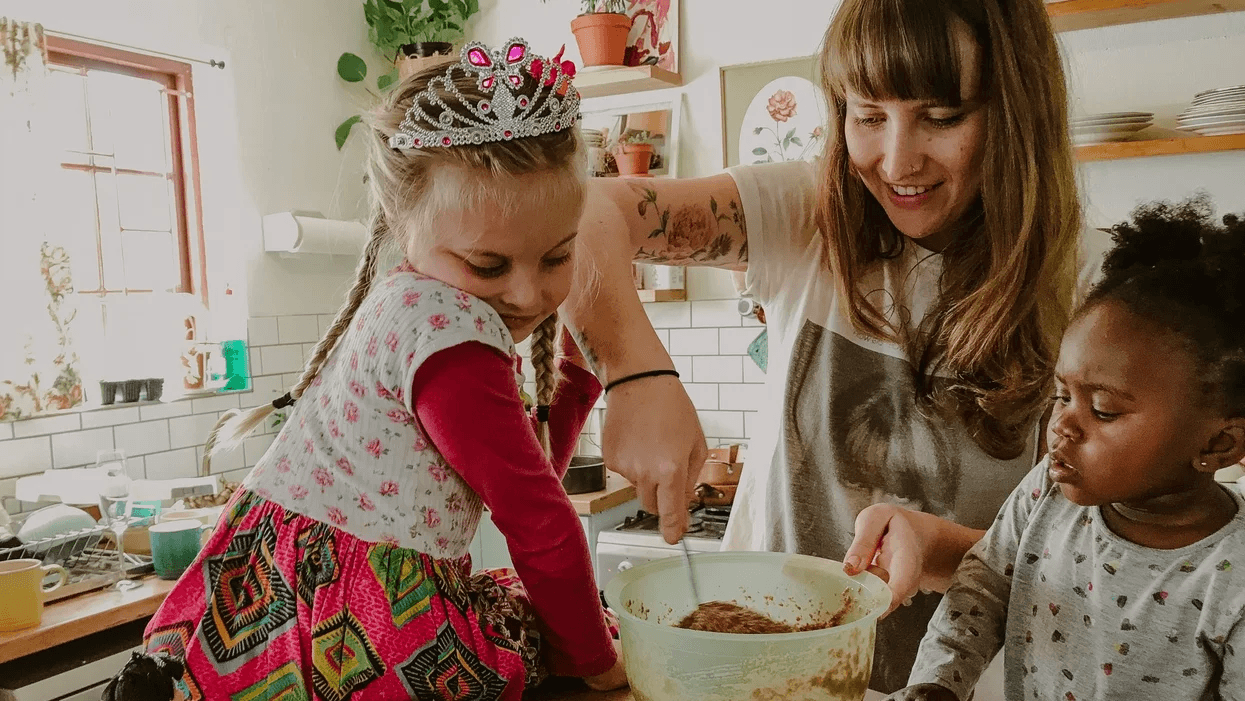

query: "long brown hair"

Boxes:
[208, 61, 585, 460]
[817, 0, 1080, 458]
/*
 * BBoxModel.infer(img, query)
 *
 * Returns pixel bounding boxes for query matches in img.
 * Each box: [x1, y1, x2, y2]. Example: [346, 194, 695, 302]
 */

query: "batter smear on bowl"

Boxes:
[675, 593, 854, 634]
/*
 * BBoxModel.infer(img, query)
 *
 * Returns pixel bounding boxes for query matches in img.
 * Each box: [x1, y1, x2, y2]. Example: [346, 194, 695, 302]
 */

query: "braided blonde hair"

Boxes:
[207, 59, 585, 463]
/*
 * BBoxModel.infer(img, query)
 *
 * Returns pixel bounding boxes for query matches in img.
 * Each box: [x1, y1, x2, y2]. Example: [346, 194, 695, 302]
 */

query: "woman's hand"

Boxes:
[881, 683, 959, 701]
[601, 375, 706, 544]
[842, 504, 983, 616]
[582, 640, 628, 691]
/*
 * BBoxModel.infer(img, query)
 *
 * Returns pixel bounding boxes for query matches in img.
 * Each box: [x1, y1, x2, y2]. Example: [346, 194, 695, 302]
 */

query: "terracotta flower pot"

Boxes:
[570, 13, 632, 67]
[396, 42, 455, 82]
[615, 143, 654, 176]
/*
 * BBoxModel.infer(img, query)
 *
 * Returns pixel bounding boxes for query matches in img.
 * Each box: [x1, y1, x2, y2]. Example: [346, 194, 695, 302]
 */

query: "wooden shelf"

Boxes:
[637, 288, 686, 302]
[1075, 132, 1245, 161]
[1047, 0, 1245, 32]
[575, 65, 681, 99]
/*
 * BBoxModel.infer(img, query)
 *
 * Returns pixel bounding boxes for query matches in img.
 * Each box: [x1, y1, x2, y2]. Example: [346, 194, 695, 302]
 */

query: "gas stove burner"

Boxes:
[686, 515, 703, 534]
[700, 506, 731, 525]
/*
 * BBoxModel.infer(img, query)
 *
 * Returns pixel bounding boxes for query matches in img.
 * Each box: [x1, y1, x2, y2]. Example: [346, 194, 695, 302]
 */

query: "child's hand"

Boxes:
[881, 683, 959, 701]
[582, 640, 628, 691]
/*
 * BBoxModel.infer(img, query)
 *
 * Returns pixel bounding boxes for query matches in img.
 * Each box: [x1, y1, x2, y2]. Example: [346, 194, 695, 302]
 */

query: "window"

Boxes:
[44, 37, 205, 300]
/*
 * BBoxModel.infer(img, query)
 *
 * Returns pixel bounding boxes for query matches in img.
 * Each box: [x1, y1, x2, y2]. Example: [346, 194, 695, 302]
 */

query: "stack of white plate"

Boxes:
[1071, 112, 1154, 145]
[581, 128, 606, 148]
[1177, 85, 1245, 136]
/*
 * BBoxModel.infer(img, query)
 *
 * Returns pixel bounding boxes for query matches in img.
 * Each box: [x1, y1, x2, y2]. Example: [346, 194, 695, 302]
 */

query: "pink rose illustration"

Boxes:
[375, 300, 384, 318]
[435, 536, 450, 551]
[667, 204, 718, 257]
[344, 401, 360, 423]
[403, 290, 421, 306]
[366, 438, 383, 458]
[395, 387, 406, 404]
[388, 408, 415, 426]
[380, 534, 399, 547]
[405, 351, 415, 367]
[304, 439, 314, 454]
[367, 336, 379, 357]
[350, 380, 366, 397]
[336, 457, 354, 475]
[350, 352, 359, 370]
[312, 375, 323, 387]
[424, 508, 441, 528]
[355, 316, 364, 331]
[428, 313, 450, 330]
[455, 291, 472, 311]
[428, 462, 450, 483]
[327, 507, 348, 526]
[289, 484, 309, 500]
[475, 317, 485, 332]
[276, 456, 291, 473]
[380, 481, 399, 497]
[412, 433, 429, 452]
[312, 466, 334, 487]
[375, 382, 393, 400]
[320, 395, 330, 408]
[329, 420, 342, 439]
[813, 125, 824, 137]
[255, 487, 271, 499]
[358, 493, 376, 511]
[767, 89, 797, 122]
[385, 331, 399, 353]
[299, 417, 306, 429]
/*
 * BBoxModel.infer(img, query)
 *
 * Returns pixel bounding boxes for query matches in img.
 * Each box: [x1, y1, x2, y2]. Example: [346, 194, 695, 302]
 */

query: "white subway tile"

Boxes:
[669, 328, 719, 356]
[0, 437, 52, 479]
[278, 315, 321, 344]
[247, 317, 280, 347]
[221, 467, 252, 485]
[742, 314, 765, 328]
[302, 343, 317, 364]
[261, 344, 305, 375]
[318, 314, 335, 337]
[2, 498, 20, 514]
[145, 448, 199, 480]
[643, 301, 691, 329]
[681, 383, 718, 411]
[0, 422, 11, 440]
[140, 401, 192, 421]
[13, 413, 81, 438]
[698, 411, 745, 439]
[114, 421, 171, 456]
[282, 373, 303, 388]
[744, 411, 763, 442]
[672, 356, 694, 378]
[192, 393, 240, 415]
[692, 300, 742, 328]
[693, 356, 743, 384]
[243, 433, 277, 466]
[719, 383, 770, 412]
[203, 443, 245, 474]
[248, 347, 263, 376]
[248, 375, 286, 406]
[51, 428, 115, 469]
[125, 456, 147, 480]
[654, 329, 670, 352]
[81, 407, 141, 429]
[0, 478, 13, 499]
[720, 327, 762, 356]
[170, 413, 223, 450]
[743, 359, 768, 384]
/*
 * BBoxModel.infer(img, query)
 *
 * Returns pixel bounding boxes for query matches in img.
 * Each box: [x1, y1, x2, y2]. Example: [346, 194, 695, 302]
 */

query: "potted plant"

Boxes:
[567, 0, 632, 67]
[335, 0, 479, 149]
[613, 129, 656, 176]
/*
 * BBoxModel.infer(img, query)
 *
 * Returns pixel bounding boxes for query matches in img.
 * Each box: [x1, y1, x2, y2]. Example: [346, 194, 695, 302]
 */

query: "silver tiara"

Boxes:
[389, 38, 581, 150]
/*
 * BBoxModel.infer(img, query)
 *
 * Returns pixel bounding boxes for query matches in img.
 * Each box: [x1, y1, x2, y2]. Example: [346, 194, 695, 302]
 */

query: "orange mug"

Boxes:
[0, 558, 68, 632]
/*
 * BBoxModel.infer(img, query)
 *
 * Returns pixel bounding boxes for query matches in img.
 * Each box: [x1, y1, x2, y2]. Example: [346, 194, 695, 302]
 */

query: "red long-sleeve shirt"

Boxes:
[411, 340, 613, 677]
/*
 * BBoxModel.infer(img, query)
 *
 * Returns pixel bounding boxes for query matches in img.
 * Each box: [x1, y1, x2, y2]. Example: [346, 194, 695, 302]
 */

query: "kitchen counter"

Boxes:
[567, 472, 635, 516]
[0, 576, 174, 664]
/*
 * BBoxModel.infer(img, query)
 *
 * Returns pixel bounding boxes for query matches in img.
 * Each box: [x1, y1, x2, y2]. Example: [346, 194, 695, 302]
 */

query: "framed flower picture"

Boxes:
[720, 56, 828, 168]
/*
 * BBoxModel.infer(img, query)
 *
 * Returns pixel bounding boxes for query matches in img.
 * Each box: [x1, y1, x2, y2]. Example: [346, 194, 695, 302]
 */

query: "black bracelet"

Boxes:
[604, 369, 680, 394]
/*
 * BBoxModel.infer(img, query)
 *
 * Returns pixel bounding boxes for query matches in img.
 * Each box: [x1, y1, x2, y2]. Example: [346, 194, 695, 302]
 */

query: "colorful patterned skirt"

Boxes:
[142, 490, 611, 700]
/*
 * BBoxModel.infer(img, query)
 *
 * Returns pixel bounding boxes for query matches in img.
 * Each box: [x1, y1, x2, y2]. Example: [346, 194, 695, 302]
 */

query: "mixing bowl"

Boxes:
[604, 551, 890, 701]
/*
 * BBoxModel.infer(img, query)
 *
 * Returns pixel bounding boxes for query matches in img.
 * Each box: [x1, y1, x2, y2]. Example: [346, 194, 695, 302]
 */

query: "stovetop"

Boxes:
[614, 505, 732, 541]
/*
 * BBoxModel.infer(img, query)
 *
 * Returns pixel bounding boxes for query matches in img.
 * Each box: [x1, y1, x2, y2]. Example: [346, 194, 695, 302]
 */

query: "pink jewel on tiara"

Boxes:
[388, 38, 580, 151]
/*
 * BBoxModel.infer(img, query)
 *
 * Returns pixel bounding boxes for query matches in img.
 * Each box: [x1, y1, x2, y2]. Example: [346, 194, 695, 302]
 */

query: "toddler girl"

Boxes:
[106, 39, 625, 700]
[889, 198, 1245, 701]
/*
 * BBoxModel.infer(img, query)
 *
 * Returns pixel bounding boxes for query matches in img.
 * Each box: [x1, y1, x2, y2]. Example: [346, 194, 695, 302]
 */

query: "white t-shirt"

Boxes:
[723, 160, 1110, 692]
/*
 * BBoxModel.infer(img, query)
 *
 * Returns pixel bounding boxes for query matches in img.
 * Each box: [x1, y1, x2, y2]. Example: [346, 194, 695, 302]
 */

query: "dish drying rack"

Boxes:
[0, 522, 153, 603]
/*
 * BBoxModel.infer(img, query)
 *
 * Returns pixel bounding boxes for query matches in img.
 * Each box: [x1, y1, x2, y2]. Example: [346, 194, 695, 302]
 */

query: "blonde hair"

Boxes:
[208, 62, 585, 461]
[817, 0, 1081, 459]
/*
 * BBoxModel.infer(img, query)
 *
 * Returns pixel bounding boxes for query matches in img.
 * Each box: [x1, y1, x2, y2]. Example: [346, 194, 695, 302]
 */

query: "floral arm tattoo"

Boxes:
[631, 183, 748, 267]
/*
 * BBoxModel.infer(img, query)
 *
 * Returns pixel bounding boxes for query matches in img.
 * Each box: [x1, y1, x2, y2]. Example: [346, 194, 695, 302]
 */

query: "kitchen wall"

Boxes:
[1, 1, 1242, 512]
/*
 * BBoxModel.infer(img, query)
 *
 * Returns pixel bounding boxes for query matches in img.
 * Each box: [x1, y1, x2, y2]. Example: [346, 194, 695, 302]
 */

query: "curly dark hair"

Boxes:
[1084, 196, 1245, 418]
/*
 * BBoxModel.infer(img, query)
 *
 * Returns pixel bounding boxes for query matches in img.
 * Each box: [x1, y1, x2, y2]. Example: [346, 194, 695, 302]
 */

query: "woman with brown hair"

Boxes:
[566, 0, 1103, 691]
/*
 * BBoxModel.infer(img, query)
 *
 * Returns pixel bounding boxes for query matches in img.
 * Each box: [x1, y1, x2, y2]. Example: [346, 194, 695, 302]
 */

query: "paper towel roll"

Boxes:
[262, 212, 367, 255]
